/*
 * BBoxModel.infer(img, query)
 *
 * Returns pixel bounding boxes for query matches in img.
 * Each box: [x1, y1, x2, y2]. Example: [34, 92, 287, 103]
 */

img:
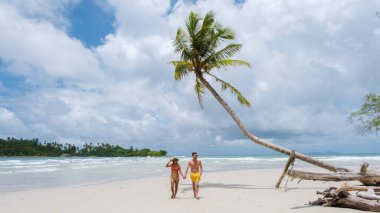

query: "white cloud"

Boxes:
[0, 1, 105, 88]
[0, 0, 380, 154]
[1, 0, 79, 30]
[375, 28, 380, 36]
[0, 107, 27, 136]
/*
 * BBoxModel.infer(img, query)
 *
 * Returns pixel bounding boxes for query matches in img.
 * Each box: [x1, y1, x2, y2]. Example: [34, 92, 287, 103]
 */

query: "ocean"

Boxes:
[1, 154, 380, 193]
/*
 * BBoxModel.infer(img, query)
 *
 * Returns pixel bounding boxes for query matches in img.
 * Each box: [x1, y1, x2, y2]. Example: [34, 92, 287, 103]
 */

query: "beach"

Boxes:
[0, 167, 364, 213]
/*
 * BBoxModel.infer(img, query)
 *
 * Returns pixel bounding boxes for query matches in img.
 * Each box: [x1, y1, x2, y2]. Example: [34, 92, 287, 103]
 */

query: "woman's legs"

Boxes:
[170, 178, 175, 198]
[174, 178, 179, 198]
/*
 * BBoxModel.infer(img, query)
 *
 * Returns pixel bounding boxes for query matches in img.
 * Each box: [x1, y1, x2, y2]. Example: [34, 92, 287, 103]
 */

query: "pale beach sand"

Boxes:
[0, 168, 362, 213]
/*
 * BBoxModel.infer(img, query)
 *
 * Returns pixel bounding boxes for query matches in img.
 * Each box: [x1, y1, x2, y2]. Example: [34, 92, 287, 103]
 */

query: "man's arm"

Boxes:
[199, 161, 203, 176]
[184, 162, 190, 178]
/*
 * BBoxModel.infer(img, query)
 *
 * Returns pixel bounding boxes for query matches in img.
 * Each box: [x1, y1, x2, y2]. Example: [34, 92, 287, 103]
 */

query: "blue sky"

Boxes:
[67, 0, 114, 47]
[0, 0, 379, 155]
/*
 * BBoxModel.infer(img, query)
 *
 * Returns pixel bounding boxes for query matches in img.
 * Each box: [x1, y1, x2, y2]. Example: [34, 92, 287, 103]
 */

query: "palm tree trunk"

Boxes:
[197, 75, 350, 173]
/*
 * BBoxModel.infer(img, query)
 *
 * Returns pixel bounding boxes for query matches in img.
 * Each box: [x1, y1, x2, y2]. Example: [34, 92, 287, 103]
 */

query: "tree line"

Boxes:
[348, 93, 380, 135]
[0, 137, 167, 157]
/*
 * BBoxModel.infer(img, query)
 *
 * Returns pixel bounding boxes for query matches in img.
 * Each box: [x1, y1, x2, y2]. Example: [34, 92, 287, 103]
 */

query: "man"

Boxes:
[184, 152, 203, 199]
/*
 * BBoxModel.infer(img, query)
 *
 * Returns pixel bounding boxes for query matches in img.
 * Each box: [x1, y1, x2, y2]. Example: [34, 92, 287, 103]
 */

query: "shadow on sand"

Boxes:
[180, 182, 273, 193]
[178, 182, 326, 209]
[180, 182, 326, 193]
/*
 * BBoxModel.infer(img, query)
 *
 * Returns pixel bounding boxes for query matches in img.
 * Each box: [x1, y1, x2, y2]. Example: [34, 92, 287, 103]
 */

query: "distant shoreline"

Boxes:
[0, 138, 167, 157]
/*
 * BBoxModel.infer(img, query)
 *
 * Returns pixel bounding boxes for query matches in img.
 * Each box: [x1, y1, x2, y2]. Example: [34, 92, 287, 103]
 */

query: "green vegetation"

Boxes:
[0, 137, 167, 157]
[348, 93, 380, 135]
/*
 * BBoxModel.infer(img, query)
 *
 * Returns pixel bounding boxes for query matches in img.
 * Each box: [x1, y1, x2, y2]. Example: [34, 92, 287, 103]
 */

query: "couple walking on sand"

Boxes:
[165, 152, 203, 199]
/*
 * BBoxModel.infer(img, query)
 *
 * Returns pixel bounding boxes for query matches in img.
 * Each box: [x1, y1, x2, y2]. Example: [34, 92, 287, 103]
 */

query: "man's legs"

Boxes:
[192, 182, 196, 198]
[195, 181, 200, 199]
[190, 173, 200, 199]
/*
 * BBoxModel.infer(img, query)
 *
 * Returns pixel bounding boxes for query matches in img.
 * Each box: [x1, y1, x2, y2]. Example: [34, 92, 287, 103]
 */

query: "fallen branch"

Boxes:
[310, 187, 380, 212]
[275, 150, 295, 189]
[288, 170, 380, 186]
[335, 184, 380, 194]
[331, 191, 380, 212]
[334, 183, 380, 201]
[357, 189, 380, 201]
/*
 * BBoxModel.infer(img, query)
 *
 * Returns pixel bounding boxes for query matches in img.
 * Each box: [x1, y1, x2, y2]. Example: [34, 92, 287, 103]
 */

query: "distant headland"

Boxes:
[0, 137, 167, 157]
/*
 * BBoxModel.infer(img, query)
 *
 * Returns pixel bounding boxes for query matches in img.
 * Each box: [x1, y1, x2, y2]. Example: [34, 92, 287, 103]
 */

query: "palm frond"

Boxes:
[204, 59, 251, 71]
[216, 26, 235, 40]
[191, 11, 216, 60]
[170, 61, 193, 80]
[194, 78, 206, 108]
[207, 73, 251, 107]
[186, 11, 201, 39]
[173, 28, 191, 61]
[207, 44, 242, 62]
[199, 11, 215, 35]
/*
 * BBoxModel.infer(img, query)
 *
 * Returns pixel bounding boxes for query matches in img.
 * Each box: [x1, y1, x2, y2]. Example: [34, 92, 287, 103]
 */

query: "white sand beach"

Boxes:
[0, 168, 362, 213]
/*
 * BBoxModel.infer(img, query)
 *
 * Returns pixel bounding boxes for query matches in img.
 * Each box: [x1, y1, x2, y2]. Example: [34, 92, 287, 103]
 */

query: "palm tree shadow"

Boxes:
[180, 182, 273, 193]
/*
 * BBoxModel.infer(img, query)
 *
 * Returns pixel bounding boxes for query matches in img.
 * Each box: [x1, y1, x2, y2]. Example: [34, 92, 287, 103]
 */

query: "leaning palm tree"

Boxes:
[170, 11, 348, 173]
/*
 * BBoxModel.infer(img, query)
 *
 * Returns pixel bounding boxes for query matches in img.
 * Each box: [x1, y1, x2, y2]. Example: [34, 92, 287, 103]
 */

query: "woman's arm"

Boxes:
[179, 165, 185, 179]
[165, 159, 172, 167]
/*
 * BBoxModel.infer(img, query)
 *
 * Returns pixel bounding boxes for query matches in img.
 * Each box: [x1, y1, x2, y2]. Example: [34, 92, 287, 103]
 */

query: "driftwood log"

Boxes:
[310, 185, 380, 212]
[288, 170, 380, 185]
[357, 189, 380, 201]
[335, 183, 380, 194]
[287, 162, 380, 186]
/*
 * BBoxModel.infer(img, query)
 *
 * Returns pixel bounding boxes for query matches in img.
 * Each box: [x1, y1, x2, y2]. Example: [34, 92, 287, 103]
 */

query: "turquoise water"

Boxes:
[1, 154, 380, 193]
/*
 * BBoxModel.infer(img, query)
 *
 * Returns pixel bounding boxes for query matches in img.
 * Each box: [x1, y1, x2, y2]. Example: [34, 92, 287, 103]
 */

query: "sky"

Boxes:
[0, 0, 379, 156]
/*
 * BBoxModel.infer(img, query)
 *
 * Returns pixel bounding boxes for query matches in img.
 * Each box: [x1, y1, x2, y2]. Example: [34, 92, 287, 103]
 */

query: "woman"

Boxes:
[165, 158, 184, 199]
